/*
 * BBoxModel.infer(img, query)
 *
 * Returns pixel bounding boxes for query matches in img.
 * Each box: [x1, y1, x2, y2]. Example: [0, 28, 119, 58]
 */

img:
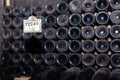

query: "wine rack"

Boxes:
[0, 0, 120, 80]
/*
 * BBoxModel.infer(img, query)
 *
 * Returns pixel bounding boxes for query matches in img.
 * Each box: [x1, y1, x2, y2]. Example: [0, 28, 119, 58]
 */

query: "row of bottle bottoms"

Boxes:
[3, 10, 120, 28]
[2, 39, 120, 53]
[3, 0, 120, 17]
[2, 53, 120, 67]
[3, 25, 120, 40]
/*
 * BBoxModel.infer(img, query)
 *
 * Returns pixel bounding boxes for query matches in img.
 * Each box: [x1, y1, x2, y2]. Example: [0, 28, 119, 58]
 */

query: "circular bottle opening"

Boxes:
[44, 28, 56, 39]
[82, 53, 95, 66]
[69, 0, 81, 13]
[69, 27, 81, 39]
[82, 26, 94, 39]
[22, 53, 32, 64]
[45, 5, 55, 14]
[57, 14, 69, 27]
[82, 40, 95, 52]
[82, 13, 95, 25]
[44, 40, 55, 52]
[96, 54, 109, 67]
[69, 40, 81, 52]
[96, 40, 109, 52]
[44, 53, 56, 65]
[110, 39, 120, 52]
[56, 1, 68, 13]
[95, 25, 109, 38]
[110, 0, 120, 9]
[110, 10, 120, 24]
[96, 0, 109, 10]
[56, 53, 68, 65]
[69, 54, 81, 66]
[96, 12, 109, 24]
[111, 53, 120, 67]
[33, 54, 43, 64]
[34, 6, 44, 15]
[45, 15, 56, 27]
[69, 13, 81, 26]
[56, 27, 68, 39]
[12, 53, 22, 64]
[56, 40, 68, 52]
[110, 25, 120, 38]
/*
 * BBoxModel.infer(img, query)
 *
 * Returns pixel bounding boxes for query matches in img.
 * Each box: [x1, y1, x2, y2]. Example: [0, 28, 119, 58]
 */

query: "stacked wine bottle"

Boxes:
[1, 0, 120, 80]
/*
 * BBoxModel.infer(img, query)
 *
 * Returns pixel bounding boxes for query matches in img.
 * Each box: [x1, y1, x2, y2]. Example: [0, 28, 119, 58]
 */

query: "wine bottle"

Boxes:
[69, 13, 81, 26]
[45, 4, 55, 14]
[82, 53, 95, 66]
[13, 17, 23, 28]
[110, 39, 120, 52]
[110, 53, 120, 67]
[45, 15, 56, 27]
[3, 28, 12, 39]
[110, 0, 120, 10]
[2, 40, 11, 51]
[110, 69, 120, 80]
[69, 40, 82, 53]
[57, 14, 69, 27]
[56, 53, 68, 65]
[96, 0, 109, 11]
[92, 68, 110, 80]
[96, 11, 109, 24]
[12, 41, 23, 52]
[76, 67, 96, 80]
[44, 66, 68, 80]
[12, 29, 22, 40]
[44, 27, 56, 39]
[110, 10, 120, 24]
[82, 26, 94, 39]
[1, 53, 12, 64]
[3, 17, 12, 28]
[33, 54, 43, 65]
[56, 40, 68, 52]
[44, 53, 56, 65]
[12, 6, 23, 16]
[23, 6, 32, 17]
[82, 13, 95, 26]
[61, 67, 80, 80]
[96, 39, 109, 52]
[33, 5, 44, 16]
[69, 53, 81, 66]
[82, 0, 95, 12]
[69, 0, 82, 13]
[56, 1, 68, 13]
[44, 40, 56, 52]
[96, 53, 109, 67]
[22, 65, 33, 76]
[12, 53, 22, 64]
[95, 25, 109, 38]
[68, 27, 81, 39]
[2, 7, 12, 16]
[56, 27, 68, 39]
[82, 40, 95, 52]
[110, 25, 120, 38]
[22, 53, 33, 64]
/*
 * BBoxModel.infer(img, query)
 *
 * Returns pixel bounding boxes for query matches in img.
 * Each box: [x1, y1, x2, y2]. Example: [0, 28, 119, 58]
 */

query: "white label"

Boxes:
[23, 16, 42, 33]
